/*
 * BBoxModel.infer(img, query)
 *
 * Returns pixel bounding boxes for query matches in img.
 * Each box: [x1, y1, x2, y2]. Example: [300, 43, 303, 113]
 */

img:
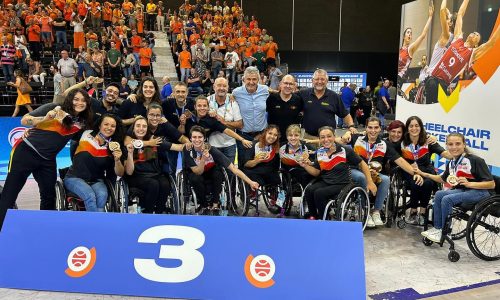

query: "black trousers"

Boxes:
[403, 171, 435, 209]
[0, 141, 57, 231]
[127, 174, 170, 213]
[304, 179, 343, 219]
[188, 167, 224, 206]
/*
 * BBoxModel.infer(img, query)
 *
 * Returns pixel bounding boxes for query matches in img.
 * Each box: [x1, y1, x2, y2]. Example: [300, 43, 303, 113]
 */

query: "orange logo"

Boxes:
[244, 254, 275, 288]
[65, 246, 97, 278]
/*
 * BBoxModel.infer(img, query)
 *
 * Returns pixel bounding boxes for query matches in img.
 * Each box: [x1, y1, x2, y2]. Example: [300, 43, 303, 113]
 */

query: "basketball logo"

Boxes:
[8, 127, 27, 147]
[244, 254, 276, 288]
[65, 246, 97, 278]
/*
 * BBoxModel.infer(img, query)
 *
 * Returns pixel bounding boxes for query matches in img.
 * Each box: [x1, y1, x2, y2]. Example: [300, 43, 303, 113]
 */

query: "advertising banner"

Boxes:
[0, 210, 366, 300]
[0, 117, 71, 180]
[396, 0, 500, 174]
[292, 72, 367, 93]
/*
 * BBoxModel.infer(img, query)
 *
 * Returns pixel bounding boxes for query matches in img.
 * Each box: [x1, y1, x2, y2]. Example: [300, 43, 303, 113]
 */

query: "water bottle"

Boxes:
[277, 190, 285, 208]
[220, 194, 228, 216]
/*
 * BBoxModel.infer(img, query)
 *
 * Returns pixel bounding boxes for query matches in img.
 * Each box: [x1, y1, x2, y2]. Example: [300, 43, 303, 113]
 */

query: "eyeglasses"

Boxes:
[148, 114, 162, 119]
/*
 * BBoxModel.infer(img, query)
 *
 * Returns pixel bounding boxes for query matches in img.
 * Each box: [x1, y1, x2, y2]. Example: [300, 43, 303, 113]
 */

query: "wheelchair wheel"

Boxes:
[466, 197, 500, 261]
[299, 182, 313, 218]
[218, 168, 232, 216]
[104, 180, 119, 212]
[262, 185, 281, 214]
[450, 214, 469, 240]
[166, 175, 180, 214]
[115, 178, 129, 213]
[422, 237, 433, 246]
[278, 170, 294, 216]
[335, 184, 370, 230]
[230, 176, 249, 216]
[55, 179, 66, 211]
[448, 250, 460, 262]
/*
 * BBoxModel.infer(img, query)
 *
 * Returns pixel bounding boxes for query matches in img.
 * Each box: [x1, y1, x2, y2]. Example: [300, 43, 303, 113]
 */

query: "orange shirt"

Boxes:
[189, 33, 200, 46]
[102, 7, 112, 21]
[27, 24, 41, 42]
[244, 45, 255, 58]
[248, 35, 259, 45]
[265, 42, 278, 59]
[54, 0, 65, 11]
[172, 21, 183, 34]
[131, 35, 142, 53]
[90, 2, 101, 17]
[178, 50, 191, 69]
[122, 2, 134, 14]
[77, 3, 88, 17]
[139, 47, 152, 66]
[40, 16, 52, 32]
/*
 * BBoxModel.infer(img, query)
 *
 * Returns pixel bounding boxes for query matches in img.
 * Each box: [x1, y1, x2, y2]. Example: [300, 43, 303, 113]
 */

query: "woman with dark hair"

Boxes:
[342, 117, 423, 227]
[183, 96, 252, 148]
[420, 133, 495, 242]
[243, 125, 281, 187]
[400, 116, 451, 224]
[0, 89, 93, 230]
[299, 126, 376, 220]
[385, 120, 406, 152]
[123, 117, 184, 214]
[64, 114, 125, 212]
[184, 125, 259, 211]
[119, 76, 162, 126]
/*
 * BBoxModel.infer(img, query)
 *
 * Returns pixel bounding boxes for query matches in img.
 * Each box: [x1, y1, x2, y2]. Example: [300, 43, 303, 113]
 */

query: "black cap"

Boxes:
[106, 82, 121, 90]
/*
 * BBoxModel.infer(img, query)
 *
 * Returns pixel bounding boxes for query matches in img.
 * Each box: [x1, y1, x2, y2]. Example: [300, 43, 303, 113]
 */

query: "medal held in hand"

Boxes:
[447, 154, 464, 187]
[108, 141, 120, 152]
[132, 139, 144, 149]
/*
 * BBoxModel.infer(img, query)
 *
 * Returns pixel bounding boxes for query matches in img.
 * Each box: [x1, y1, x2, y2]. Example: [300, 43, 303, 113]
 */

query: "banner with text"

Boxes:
[0, 210, 366, 300]
[396, 0, 500, 174]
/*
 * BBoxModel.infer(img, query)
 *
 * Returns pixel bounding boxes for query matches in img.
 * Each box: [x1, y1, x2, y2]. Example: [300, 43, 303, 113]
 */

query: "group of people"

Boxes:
[0, 65, 495, 251]
[169, 0, 280, 95]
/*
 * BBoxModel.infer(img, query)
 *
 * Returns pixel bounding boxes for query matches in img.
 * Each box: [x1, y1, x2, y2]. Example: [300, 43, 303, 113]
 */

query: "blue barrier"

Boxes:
[0, 210, 366, 299]
[0, 117, 71, 180]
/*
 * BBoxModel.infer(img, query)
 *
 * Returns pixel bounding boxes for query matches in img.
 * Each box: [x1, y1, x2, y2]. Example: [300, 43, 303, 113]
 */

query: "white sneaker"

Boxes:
[421, 228, 439, 237]
[366, 215, 375, 227]
[427, 229, 442, 243]
[372, 212, 384, 226]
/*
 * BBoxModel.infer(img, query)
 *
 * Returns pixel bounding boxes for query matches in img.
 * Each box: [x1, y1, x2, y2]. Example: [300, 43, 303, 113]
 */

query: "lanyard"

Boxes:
[409, 143, 420, 161]
[209, 96, 230, 120]
[366, 141, 375, 163]
[97, 132, 111, 146]
[288, 143, 303, 157]
[176, 105, 185, 117]
[450, 154, 465, 175]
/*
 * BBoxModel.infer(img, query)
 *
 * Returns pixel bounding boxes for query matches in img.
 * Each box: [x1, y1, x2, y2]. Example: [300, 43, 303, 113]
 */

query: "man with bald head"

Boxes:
[207, 77, 243, 163]
[266, 74, 303, 144]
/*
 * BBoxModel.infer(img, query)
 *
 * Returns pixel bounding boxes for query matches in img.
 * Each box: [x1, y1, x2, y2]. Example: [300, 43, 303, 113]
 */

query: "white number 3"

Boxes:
[134, 225, 205, 283]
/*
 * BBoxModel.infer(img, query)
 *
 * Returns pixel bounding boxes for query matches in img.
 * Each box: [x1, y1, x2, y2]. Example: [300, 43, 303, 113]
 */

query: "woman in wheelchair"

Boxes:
[298, 126, 377, 220]
[184, 126, 259, 211]
[400, 116, 452, 224]
[124, 117, 185, 213]
[182, 95, 253, 149]
[419, 133, 495, 242]
[63, 114, 125, 212]
[342, 117, 424, 227]
[244, 125, 281, 187]
[279, 124, 314, 189]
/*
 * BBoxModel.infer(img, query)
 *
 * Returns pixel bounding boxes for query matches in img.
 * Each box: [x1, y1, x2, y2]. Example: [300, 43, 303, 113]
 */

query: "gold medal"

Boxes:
[203, 142, 211, 151]
[108, 141, 120, 152]
[447, 175, 459, 186]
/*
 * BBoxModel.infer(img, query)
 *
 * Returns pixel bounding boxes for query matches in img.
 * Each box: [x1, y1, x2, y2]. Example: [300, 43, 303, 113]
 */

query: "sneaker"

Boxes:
[407, 213, 418, 224]
[421, 228, 439, 237]
[366, 215, 375, 227]
[372, 212, 384, 226]
[427, 229, 442, 243]
[417, 214, 426, 226]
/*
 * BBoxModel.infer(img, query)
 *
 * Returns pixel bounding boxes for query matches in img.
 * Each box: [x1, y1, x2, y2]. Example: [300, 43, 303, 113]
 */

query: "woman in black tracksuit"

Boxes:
[0, 89, 93, 230]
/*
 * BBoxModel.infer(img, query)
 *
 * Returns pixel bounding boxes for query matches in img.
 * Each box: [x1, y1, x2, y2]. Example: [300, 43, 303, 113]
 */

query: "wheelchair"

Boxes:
[279, 167, 310, 217]
[55, 168, 119, 212]
[387, 167, 411, 228]
[422, 176, 500, 262]
[232, 168, 295, 217]
[177, 166, 232, 216]
[298, 181, 371, 230]
[115, 174, 179, 214]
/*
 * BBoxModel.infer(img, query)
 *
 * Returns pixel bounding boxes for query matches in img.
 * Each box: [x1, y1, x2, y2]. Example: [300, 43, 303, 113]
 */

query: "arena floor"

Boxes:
[1, 179, 499, 300]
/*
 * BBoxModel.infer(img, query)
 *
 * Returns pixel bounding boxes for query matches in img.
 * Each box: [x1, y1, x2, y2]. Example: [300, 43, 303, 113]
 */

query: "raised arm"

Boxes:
[438, 0, 451, 47]
[453, 0, 470, 38]
[473, 24, 500, 63]
[409, 3, 434, 56]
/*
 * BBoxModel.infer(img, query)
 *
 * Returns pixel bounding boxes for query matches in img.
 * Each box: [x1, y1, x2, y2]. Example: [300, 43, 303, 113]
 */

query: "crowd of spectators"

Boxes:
[168, 0, 280, 95]
[0, 0, 167, 114]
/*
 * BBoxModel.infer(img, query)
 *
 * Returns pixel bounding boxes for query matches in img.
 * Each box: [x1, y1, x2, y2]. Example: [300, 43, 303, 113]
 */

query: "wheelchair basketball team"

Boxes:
[0, 81, 497, 254]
